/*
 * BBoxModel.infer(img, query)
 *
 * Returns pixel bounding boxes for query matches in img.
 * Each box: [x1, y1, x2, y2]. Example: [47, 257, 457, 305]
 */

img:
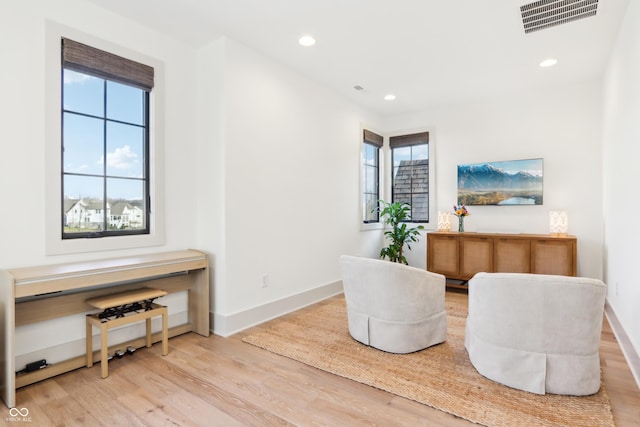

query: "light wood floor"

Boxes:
[11, 291, 640, 426]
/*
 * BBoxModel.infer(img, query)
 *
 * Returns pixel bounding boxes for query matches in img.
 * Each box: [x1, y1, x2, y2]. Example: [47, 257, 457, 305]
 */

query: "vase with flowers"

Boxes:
[453, 205, 470, 232]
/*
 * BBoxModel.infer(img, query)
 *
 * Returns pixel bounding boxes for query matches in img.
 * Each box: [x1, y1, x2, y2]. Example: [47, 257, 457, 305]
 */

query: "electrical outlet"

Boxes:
[261, 274, 269, 288]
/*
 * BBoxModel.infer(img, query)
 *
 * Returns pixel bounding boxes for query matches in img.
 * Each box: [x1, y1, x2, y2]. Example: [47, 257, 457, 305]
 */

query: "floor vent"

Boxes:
[521, 0, 599, 34]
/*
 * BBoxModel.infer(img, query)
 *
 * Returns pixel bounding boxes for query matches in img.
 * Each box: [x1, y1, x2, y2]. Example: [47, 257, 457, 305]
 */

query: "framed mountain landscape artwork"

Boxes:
[457, 158, 543, 206]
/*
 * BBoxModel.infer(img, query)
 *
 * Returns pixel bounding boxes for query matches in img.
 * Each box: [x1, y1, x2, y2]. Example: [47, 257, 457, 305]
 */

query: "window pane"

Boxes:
[363, 194, 379, 222]
[412, 144, 429, 160]
[107, 81, 144, 125]
[411, 160, 429, 193]
[393, 146, 410, 167]
[63, 113, 104, 175]
[364, 165, 378, 193]
[63, 175, 105, 233]
[393, 161, 413, 195]
[412, 193, 429, 221]
[395, 194, 411, 207]
[64, 174, 103, 201]
[107, 178, 146, 230]
[106, 122, 144, 177]
[363, 143, 377, 166]
[63, 70, 104, 117]
[107, 177, 144, 201]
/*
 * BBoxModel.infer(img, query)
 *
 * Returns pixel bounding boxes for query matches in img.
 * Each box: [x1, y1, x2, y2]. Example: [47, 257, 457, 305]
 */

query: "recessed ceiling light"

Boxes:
[384, 94, 396, 101]
[298, 35, 316, 47]
[539, 58, 558, 67]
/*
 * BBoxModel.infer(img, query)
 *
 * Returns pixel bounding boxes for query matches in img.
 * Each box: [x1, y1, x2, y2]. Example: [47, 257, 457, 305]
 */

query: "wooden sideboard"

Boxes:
[0, 249, 210, 408]
[427, 232, 577, 287]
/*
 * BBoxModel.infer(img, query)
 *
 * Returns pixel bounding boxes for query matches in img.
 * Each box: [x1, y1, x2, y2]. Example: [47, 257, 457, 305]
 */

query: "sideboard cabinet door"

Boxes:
[460, 236, 493, 278]
[427, 234, 459, 278]
[531, 239, 576, 276]
[494, 238, 531, 273]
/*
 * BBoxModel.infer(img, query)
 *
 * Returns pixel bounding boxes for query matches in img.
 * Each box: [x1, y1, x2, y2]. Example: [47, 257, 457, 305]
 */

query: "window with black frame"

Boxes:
[362, 129, 382, 223]
[390, 132, 429, 223]
[61, 38, 153, 238]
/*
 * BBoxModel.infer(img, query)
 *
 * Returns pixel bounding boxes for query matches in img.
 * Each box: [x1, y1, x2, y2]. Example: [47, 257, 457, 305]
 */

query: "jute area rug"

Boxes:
[242, 294, 615, 427]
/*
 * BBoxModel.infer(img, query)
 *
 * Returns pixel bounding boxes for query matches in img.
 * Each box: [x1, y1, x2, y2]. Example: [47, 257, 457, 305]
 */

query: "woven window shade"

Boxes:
[363, 129, 383, 148]
[62, 38, 154, 91]
[389, 132, 429, 148]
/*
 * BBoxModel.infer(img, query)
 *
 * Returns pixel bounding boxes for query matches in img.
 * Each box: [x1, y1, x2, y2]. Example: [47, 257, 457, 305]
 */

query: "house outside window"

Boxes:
[390, 132, 429, 223]
[362, 129, 383, 223]
[61, 38, 153, 238]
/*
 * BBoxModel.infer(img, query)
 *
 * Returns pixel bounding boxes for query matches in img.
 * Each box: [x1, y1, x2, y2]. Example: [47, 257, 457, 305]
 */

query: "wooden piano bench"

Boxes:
[85, 288, 169, 378]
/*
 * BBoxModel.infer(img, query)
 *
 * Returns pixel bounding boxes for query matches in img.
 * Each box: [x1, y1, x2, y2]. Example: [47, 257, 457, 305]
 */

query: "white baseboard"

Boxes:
[605, 301, 640, 390]
[16, 311, 187, 370]
[212, 280, 344, 337]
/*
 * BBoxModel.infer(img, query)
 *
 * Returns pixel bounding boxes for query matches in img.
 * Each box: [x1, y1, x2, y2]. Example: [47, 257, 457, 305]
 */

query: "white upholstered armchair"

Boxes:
[465, 272, 607, 395]
[339, 255, 447, 354]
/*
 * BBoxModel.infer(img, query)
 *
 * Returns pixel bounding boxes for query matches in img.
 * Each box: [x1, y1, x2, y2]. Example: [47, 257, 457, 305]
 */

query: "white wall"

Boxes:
[3, 0, 635, 373]
[602, 1, 640, 358]
[0, 0, 199, 365]
[382, 81, 604, 280]
[194, 38, 382, 334]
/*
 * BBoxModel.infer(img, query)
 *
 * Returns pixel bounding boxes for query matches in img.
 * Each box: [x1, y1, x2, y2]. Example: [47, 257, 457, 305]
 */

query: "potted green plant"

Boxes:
[377, 200, 424, 265]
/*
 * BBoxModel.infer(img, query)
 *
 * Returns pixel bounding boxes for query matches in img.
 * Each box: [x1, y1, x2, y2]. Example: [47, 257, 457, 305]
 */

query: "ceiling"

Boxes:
[85, 0, 630, 116]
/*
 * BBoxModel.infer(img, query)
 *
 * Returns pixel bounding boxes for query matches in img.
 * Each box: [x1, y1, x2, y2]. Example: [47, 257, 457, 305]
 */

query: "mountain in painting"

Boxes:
[457, 164, 541, 191]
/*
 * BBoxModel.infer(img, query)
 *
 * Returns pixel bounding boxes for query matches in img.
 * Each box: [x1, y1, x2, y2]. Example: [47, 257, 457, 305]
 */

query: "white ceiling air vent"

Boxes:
[521, 0, 599, 34]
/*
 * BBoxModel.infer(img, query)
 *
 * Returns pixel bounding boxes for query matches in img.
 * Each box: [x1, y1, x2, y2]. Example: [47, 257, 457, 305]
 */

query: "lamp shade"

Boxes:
[549, 211, 569, 235]
[437, 211, 452, 231]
